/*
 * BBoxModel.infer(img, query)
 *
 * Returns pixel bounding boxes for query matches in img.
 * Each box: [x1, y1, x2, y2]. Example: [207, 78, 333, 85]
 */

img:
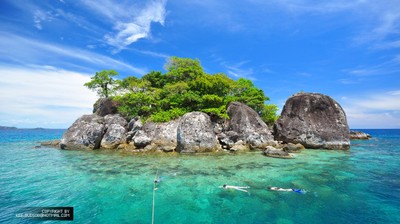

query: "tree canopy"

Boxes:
[85, 57, 279, 126]
[84, 70, 118, 98]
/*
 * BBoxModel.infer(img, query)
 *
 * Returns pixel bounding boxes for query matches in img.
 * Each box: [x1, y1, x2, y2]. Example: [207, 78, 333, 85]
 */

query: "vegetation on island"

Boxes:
[84, 57, 278, 126]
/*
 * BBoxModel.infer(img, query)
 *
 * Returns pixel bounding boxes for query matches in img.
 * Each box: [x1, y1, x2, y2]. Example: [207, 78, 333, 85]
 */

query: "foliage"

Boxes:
[84, 70, 118, 98]
[261, 104, 279, 127]
[88, 57, 279, 125]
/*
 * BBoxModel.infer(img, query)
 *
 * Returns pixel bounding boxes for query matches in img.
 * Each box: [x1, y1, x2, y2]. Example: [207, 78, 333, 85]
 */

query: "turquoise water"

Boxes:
[1, 129, 399, 223]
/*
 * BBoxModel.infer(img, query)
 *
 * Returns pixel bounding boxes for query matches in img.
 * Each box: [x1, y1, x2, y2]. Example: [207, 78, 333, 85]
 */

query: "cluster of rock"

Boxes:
[60, 92, 352, 157]
[350, 131, 371, 140]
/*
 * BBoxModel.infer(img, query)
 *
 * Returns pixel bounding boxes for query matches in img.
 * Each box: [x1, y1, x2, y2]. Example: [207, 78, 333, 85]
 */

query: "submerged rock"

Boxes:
[263, 146, 293, 159]
[225, 102, 274, 149]
[283, 143, 305, 153]
[40, 140, 61, 148]
[350, 131, 371, 140]
[61, 114, 105, 150]
[176, 112, 219, 153]
[274, 93, 350, 150]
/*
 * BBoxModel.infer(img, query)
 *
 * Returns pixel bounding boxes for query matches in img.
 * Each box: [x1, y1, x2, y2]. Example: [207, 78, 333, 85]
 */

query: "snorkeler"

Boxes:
[268, 186, 306, 194]
[222, 184, 250, 192]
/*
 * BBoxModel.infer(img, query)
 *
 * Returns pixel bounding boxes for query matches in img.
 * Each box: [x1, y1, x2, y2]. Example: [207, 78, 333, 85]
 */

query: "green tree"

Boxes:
[84, 70, 118, 98]
[261, 104, 279, 127]
[111, 56, 279, 124]
[142, 71, 166, 88]
[165, 57, 204, 82]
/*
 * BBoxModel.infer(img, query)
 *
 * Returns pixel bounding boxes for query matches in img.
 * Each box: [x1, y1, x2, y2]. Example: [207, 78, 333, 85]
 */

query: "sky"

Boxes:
[0, 0, 399, 129]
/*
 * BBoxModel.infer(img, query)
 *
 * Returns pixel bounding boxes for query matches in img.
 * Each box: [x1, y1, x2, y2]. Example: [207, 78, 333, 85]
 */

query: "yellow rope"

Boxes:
[151, 170, 158, 224]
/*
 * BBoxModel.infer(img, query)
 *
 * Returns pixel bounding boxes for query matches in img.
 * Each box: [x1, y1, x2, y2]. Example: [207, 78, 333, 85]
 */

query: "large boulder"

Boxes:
[176, 112, 219, 153]
[143, 119, 180, 152]
[100, 114, 127, 149]
[60, 114, 105, 150]
[93, 98, 119, 117]
[132, 130, 151, 148]
[274, 93, 350, 150]
[225, 102, 274, 149]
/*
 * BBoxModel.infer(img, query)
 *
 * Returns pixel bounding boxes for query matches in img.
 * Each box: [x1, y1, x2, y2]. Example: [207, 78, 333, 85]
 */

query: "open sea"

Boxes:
[0, 129, 399, 224]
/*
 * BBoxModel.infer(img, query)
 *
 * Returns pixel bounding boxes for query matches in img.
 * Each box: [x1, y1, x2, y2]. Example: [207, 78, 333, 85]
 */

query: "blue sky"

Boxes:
[0, 0, 399, 128]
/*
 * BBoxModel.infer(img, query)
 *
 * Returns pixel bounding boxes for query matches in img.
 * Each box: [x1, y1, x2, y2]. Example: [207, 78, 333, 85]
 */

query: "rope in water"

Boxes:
[151, 170, 158, 224]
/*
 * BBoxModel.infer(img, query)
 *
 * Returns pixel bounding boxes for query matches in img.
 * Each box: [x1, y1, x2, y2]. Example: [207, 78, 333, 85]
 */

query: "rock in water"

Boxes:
[263, 146, 293, 159]
[274, 93, 350, 150]
[176, 112, 219, 153]
[132, 130, 151, 148]
[225, 102, 274, 149]
[283, 143, 305, 152]
[93, 98, 119, 117]
[100, 114, 127, 149]
[350, 131, 371, 140]
[143, 119, 180, 152]
[61, 114, 105, 150]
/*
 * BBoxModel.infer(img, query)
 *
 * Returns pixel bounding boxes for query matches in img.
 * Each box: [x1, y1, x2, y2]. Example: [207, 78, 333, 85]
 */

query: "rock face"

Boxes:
[100, 114, 127, 149]
[93, 98, 119, 117]
[225, 102, 274, 149]
[176, 112, 219, 153]
[350, 131, 371, 140]
[61, 114, 105, 150]
[132, 130, 151, 148]
[143, 119, 180, 152]
[274, 93, 350, 150]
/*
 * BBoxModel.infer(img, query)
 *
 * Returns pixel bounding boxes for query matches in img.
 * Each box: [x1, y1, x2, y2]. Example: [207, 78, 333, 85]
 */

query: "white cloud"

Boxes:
[341, 90, 400, 128]
[82, 0, 168, 52]
[221, 60, 257, 81]
[0, 32, 145, 74]
[33, 10, 55, 30]
[0, 66, 98, 128]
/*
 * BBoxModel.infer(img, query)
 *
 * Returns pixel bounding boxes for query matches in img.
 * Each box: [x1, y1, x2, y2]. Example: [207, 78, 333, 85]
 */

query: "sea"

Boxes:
[0, 129, 399, 224]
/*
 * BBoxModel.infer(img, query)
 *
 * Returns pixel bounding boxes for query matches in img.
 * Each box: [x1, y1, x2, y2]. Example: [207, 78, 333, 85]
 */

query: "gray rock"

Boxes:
[93, 98, 119, 117]
[263, 146, 293, 159]
[350, 131, 371, 140]
[132, 130, 151, 148]
[100, 114, 128, 149]
[176, 112, 219, 153]
[283, 143, 305, 153]
[143, 119, 180, 151]
[128, 117, 143, 132]
[230, 140, 250, 151]
[40, 140, 61, 148]
[61, 114, 105, 150]
[225, 102, 274, 149]
[274, 93, 350, 150]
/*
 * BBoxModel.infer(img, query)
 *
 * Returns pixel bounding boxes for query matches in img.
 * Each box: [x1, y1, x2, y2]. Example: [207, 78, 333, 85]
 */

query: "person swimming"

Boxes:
[222, 184, 250, 192]
[268, 186, 306, 194]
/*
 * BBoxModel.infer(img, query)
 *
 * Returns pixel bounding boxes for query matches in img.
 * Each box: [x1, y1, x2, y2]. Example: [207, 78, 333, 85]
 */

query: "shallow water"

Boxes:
[0, 129, 399, 223]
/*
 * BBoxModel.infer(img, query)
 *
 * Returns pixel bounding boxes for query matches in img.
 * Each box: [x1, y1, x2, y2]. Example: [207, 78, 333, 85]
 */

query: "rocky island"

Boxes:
[59, 57, 351, 156]
[61, 93, 351, 156]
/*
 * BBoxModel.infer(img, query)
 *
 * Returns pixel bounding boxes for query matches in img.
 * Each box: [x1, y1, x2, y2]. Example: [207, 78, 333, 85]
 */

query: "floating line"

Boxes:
[151, 170, 158, 224]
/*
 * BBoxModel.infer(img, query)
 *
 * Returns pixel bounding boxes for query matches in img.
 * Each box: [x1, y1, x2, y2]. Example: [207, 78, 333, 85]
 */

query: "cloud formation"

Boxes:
[92, 0, 168, 52]
[341, 91, 400, 128]
[0, 67, 97, 128]
[0, 33, 145, 74]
